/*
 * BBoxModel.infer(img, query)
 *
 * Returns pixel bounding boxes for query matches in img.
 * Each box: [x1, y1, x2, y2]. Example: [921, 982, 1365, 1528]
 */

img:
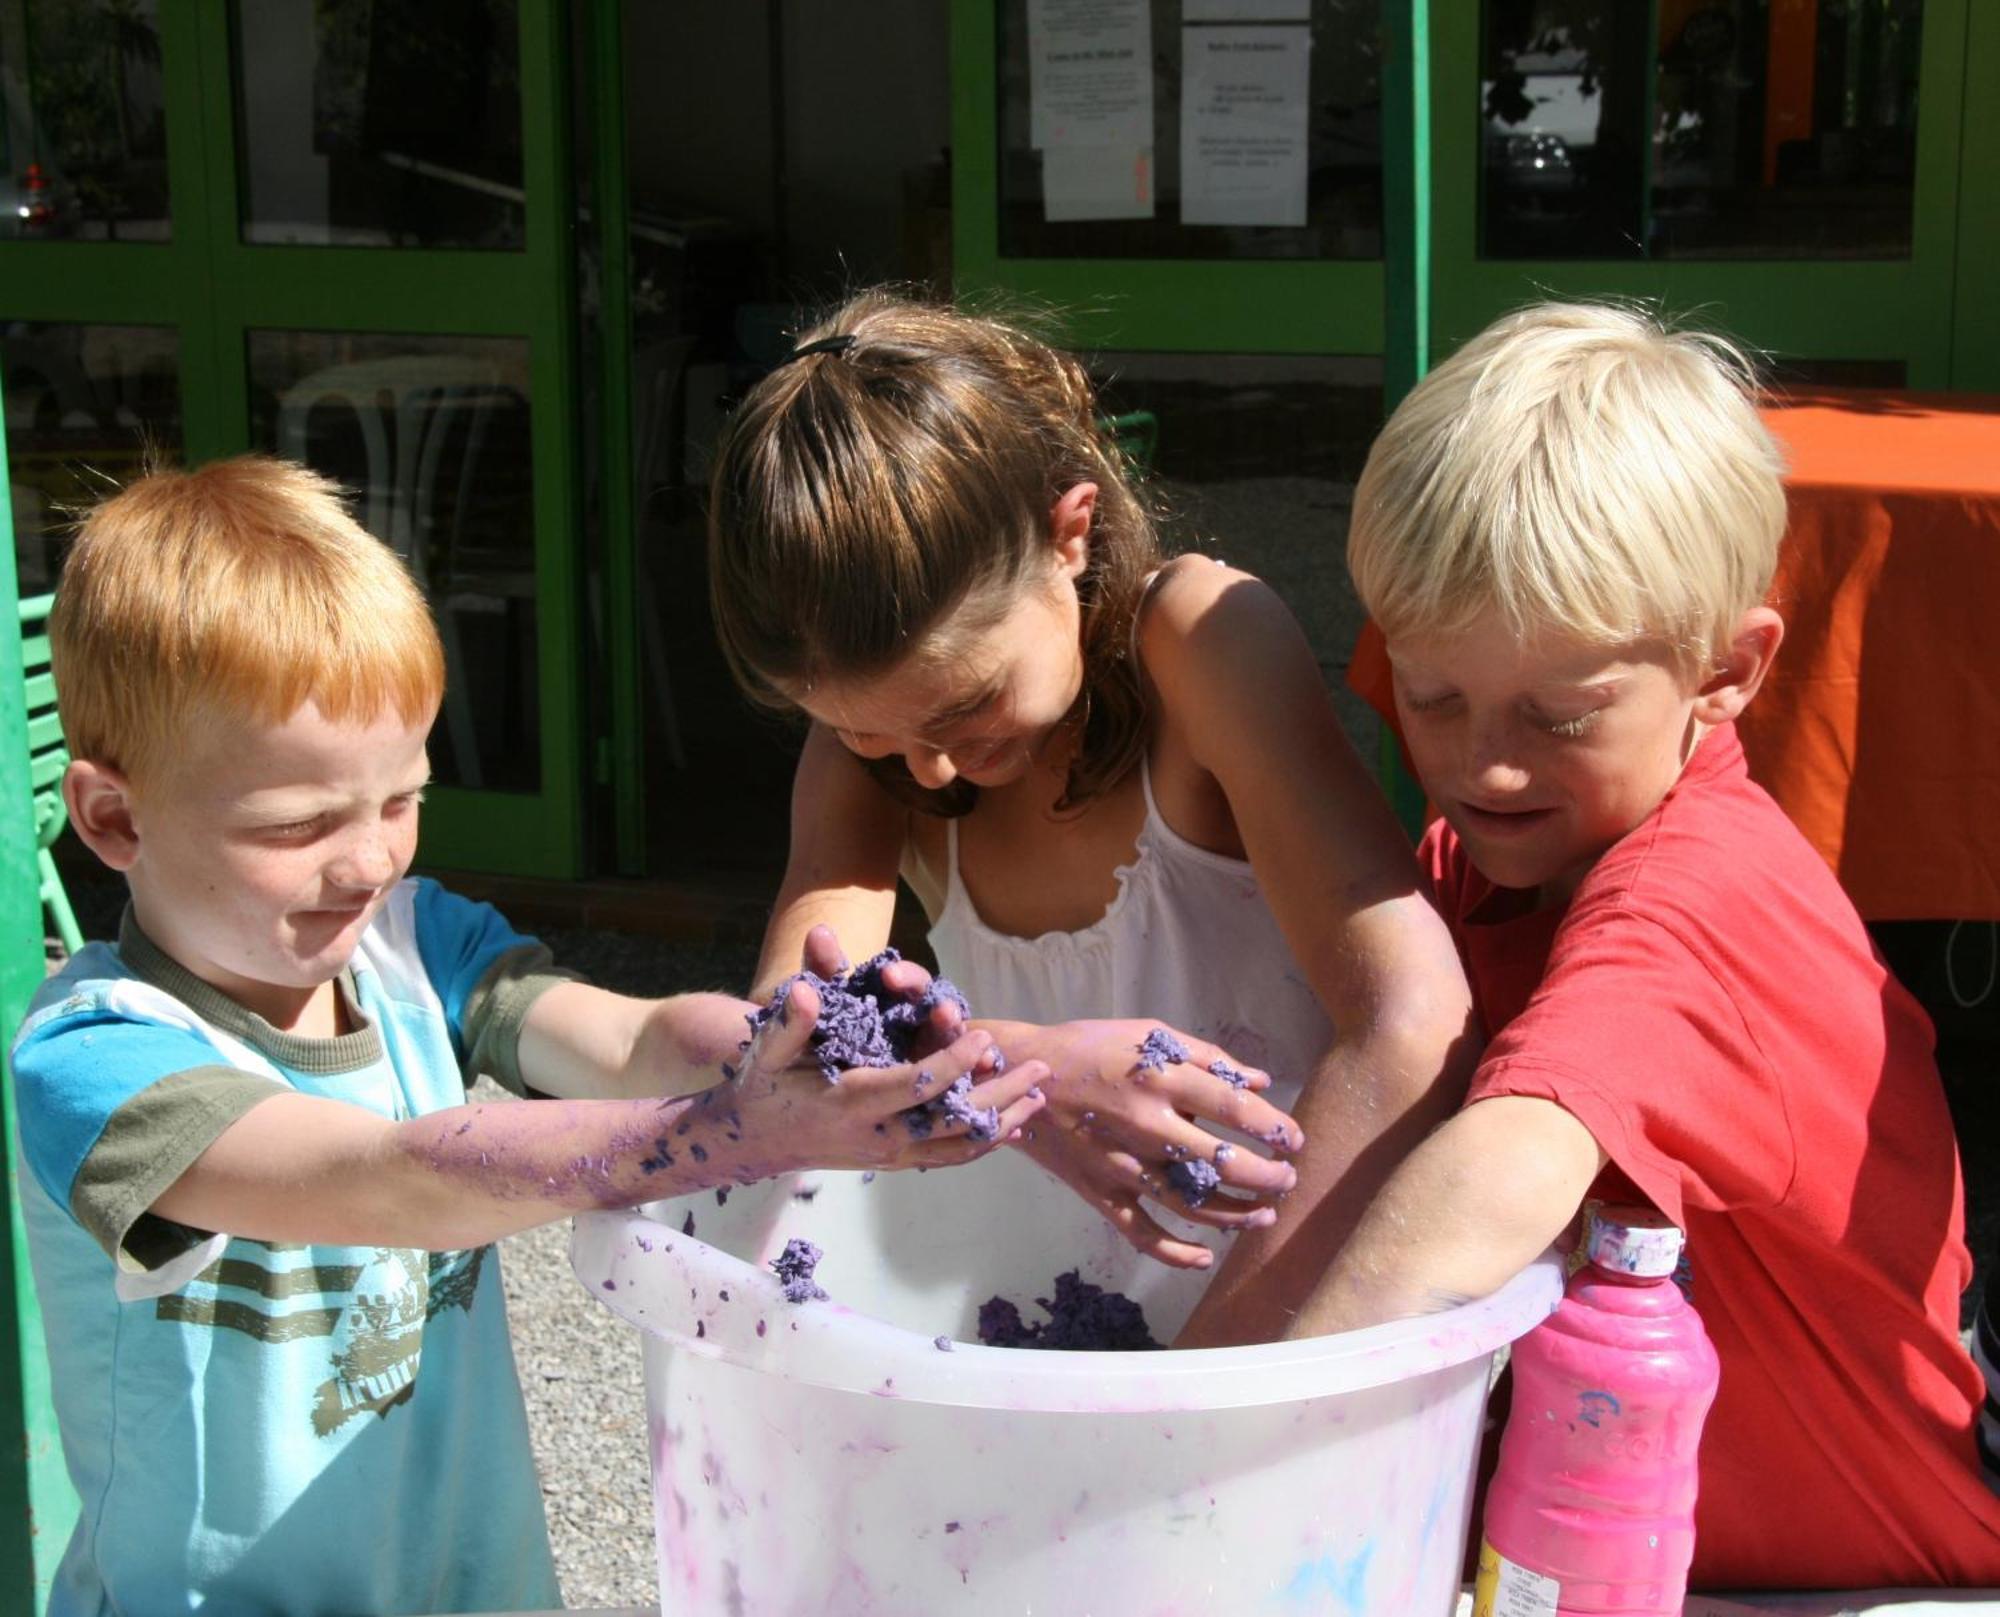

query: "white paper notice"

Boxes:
[1184, 0, 1310, 19]
[1043, 144, 1154, 220]
[1180, 25, 1312, 227]
[1028, 0, 1153, 150]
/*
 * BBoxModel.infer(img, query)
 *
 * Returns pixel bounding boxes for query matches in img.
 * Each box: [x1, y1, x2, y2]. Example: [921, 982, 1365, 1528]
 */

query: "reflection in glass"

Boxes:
[1, 321, 179, 590]
[232, 0, 523, 249]
[0, 0, 169, 241]
[247, 332, 539, 792]
[1481, 0, 1923, 260]
[998, 0, 1382, 261]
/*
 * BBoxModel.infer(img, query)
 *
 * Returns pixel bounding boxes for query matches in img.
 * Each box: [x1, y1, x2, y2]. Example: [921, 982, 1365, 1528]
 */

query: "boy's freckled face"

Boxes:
[1389, 610, 1703, 901]
[126, 700, 434, 1021]
[790, 568, 1087, 793]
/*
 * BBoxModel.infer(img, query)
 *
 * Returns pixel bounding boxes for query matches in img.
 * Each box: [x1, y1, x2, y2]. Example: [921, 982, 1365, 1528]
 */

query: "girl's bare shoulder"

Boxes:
[1135, 553, 1305, 677]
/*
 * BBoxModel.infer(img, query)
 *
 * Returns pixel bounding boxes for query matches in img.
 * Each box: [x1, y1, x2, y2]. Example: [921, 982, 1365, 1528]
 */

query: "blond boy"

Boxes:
[13, 457, 1044, 1614]
[1295, 305, 2000, 1586]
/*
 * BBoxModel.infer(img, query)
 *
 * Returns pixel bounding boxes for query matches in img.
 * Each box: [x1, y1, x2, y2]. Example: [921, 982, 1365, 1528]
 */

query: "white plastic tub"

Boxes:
[572, 1151, 1561, 1617]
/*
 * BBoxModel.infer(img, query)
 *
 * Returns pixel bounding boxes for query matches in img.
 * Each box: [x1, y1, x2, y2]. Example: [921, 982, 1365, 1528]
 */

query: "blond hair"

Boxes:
[707, 289, 1160, 815]
[50, 455, 444, 784]
[1349, 302, 1787, 678]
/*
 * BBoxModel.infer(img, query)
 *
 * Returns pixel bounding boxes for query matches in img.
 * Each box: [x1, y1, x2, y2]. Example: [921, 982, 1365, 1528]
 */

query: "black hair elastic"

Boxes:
[775, 333, 857, 368]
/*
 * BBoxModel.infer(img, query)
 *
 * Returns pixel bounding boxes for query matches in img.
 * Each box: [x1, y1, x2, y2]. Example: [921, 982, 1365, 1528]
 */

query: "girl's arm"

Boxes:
[752, 723, 908, 999]
[1285, 1096, 1605, 1335]
[150, 983, 1048, 1253]
[1139, 562, 1483, 1347]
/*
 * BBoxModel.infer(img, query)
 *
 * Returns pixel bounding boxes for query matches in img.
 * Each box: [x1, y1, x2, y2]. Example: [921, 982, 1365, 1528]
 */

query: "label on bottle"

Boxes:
[1472, 1537, 1559, 1617]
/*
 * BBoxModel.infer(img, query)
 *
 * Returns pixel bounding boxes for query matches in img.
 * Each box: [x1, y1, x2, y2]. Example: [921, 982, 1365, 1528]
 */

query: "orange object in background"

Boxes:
[1348, 389, 2000, 921]
[1762, 0, 1819, 187]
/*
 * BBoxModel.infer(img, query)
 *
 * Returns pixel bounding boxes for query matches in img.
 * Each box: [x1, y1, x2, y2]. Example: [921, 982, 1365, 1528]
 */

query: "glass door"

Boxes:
[1, 0, 587, 878]
[951, 0, 1390, 356]
[1428, 0, 1978, 387]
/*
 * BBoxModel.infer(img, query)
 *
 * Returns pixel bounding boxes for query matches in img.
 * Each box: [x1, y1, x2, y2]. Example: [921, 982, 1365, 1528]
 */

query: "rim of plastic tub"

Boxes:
[569, 1210, 1563, 1415]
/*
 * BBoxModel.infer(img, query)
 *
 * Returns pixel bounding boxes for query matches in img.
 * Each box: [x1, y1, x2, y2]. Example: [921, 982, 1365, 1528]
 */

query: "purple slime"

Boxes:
[1136, 1027, 1191, 1073]
[771, 1237, 828, 1303]
[1165, 1157, 1223, 1209]
[976, 1271, 1160, 1352]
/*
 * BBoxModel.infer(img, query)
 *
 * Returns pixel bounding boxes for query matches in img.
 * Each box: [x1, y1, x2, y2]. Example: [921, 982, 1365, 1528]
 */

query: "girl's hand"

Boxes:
[993, 1019, 1305, 1268]
[720, 973, 1049, 1176]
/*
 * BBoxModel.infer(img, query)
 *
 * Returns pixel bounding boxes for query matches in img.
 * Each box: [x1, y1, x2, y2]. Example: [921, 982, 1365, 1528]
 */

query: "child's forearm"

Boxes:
[1283, 1095, 1604, 1339]
[382, 1085, 786, 1247]
[1176, 1011, 1478, 1345]
[515, 983, 760, 1101]
[150, 1084, 790, 1255]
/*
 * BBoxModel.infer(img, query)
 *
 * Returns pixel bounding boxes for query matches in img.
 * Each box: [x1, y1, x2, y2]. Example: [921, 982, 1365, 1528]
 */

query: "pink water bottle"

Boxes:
[1473, 1205, 1720, 1617]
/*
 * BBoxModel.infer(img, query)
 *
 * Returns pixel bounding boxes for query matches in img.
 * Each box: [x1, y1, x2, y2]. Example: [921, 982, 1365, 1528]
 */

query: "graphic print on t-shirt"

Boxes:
[155, 1243, 487, 1434]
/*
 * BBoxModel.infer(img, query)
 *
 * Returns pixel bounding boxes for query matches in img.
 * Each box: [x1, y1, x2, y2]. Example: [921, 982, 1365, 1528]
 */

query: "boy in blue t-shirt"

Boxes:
[13, 456, 1051, 1615]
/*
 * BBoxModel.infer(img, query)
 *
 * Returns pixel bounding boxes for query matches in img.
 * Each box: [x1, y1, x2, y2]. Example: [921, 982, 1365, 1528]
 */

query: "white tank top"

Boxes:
[927, 759, 1333, 1103]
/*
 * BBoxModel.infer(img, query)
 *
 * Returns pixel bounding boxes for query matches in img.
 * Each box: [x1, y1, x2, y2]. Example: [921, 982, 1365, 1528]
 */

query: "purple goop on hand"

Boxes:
[750, 948, 977, 1087]
[771, 1237, 828, 1304]
[1209, 1056, 1250, 1089]
[1136, 1027, 1191, 1073]
[1165, 1156, 1223, 1209]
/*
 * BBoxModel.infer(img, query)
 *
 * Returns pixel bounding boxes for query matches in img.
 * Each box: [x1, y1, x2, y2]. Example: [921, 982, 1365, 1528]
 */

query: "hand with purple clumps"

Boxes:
[965, 1018, 1306, 1270]
[724, 938, 1049, 1175]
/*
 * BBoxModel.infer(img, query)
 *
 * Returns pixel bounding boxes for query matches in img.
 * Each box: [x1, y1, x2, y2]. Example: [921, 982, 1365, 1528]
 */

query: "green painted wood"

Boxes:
[1954, 0, 2000, 388]
[587, 0, 646, 874]
[1380, 0, 1430, 409]
[0, 374, 80, 1615]
[1376, 0, 1431, 837]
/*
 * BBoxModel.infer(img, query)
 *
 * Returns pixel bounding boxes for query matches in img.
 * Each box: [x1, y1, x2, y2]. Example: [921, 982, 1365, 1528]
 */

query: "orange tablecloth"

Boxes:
[1348, 388, 2000, 920]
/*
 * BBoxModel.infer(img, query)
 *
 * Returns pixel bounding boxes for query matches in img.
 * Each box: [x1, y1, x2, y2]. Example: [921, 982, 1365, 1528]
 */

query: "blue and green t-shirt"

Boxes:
[11, 877, 570, 1615]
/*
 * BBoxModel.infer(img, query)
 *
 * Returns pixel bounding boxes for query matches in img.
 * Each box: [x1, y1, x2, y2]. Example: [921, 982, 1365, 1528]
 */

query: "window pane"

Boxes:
[246, 332, 539, 792]
[1480, 0, 1923, 261]
[0, 0, 170, 242]
[998, 0, 1383, 261]
[1, 321, 180, 591]
[232, 0, 524, 249]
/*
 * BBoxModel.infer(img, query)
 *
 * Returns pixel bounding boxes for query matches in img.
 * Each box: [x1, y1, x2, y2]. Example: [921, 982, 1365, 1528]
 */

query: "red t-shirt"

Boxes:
[1432, 723, 2000, 1589]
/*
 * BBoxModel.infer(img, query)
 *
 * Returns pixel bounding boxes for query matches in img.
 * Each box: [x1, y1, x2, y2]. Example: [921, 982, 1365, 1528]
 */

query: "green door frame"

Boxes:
[1, 0, 589, 878]
[1426, 0, 1979, 386]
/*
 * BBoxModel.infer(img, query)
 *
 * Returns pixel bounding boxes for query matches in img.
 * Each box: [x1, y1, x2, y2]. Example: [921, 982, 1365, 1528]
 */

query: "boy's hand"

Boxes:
[992, 1019, 1304, 1269]
[723, 974, 1050, 1174]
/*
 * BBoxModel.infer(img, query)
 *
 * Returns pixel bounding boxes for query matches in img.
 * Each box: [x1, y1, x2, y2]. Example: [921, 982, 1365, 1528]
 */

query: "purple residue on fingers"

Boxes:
[899, 1071, 999, 1142]
[1214, 1143, 1234, 1164]
[1209, 1056, 1251, 1088]
[1165, 1157, 1223, 1209]
[771, 1238, 828, 1303]
[976, 1271, 1161, 1352]
[1136, 1027, 1191, 1073]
